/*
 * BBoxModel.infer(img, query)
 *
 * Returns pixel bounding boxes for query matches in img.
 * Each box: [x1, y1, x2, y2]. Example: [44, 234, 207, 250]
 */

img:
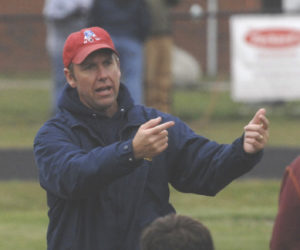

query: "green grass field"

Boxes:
[0, 77, 298, 249]
[0, 180, 280, 250]
[171, 179, 280, 250]
[1, 78, 300, 148]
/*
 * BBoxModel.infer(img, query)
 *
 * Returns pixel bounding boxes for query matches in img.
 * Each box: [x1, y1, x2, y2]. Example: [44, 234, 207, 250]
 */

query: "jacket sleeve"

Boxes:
[270, 156, 300, 250]
[34, 122, 141, 200]
[167, 117, 263, 196]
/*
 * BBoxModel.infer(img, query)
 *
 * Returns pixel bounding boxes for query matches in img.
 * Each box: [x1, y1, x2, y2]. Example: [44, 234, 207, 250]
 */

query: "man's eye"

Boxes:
[83, 64, 95, 70]
[103, 60, 112, 66]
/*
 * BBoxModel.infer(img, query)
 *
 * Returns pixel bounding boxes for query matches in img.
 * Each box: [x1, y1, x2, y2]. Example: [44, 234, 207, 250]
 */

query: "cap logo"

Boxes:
[83, 30, 100, 44]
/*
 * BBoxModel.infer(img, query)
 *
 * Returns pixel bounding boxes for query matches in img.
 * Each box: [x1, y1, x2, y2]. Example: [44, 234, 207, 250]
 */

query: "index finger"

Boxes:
[151, 121, 175, 134]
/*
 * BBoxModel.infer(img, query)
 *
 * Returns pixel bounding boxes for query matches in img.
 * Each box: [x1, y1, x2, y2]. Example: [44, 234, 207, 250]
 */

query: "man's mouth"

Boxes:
[95, 86, 112, 93]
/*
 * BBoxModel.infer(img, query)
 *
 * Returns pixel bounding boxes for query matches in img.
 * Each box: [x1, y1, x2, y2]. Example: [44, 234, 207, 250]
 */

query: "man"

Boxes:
[140, 213, 214, 250]
[34, 26, 269, 250]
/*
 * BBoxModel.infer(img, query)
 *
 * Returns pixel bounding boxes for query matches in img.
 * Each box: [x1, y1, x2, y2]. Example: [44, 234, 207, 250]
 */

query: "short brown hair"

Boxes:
[140, 214, 214, 250]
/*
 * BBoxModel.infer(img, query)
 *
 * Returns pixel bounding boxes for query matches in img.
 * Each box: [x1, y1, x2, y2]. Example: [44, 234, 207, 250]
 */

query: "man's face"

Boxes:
[65, 50, 121, 117]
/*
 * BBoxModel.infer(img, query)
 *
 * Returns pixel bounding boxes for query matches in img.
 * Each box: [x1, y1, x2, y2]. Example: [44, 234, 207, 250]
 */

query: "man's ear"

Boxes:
[64, 67, 76, 88]
[115, 56, 121, 78]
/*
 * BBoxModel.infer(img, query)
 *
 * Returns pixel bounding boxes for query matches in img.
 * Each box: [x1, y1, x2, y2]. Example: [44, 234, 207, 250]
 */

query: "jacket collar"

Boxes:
[57, 83, 147, 129]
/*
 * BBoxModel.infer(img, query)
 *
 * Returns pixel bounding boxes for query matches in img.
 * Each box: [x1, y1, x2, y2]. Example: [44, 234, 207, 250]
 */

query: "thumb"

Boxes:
[141, 117, 162, 129]
[250, 108, 266, 125]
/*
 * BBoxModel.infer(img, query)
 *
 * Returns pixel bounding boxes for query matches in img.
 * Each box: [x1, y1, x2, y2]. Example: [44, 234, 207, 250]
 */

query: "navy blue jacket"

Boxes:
[34, 84, 262, 250]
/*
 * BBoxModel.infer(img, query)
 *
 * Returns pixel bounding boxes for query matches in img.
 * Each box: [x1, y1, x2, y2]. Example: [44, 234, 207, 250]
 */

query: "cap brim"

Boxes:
[72, 43, 118, 64]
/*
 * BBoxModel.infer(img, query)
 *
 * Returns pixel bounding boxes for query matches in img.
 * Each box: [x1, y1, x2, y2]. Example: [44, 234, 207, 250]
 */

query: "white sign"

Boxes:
[230, 15, 300, 102]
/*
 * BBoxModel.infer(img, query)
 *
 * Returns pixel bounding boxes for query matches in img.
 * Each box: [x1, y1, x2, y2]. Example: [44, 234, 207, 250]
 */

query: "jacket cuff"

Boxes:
[234, 135, 264, 164]
[117, 140, 143, 168]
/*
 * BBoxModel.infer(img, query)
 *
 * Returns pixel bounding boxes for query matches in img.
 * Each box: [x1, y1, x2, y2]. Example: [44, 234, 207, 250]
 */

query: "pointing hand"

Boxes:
[132, 117, 175, 160]
[243, 108, 269, 154]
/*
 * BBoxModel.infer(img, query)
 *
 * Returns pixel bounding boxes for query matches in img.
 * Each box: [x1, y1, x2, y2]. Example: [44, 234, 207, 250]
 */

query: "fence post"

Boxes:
[207, 0, 218, 77]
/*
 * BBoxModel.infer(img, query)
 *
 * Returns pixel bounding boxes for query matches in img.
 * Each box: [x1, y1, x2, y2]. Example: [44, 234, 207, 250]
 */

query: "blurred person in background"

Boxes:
[89, 0, 150, 104]
[34, 26, 269, 250]
[43, 0, 92, 114]
[270, 156, 300, 250]
[140, 213, 214, 250]
[144, 0, 180, 113]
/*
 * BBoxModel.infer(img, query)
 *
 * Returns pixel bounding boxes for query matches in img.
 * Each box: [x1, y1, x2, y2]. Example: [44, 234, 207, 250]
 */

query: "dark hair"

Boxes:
[68, 63, 75, 79]
[140, 214, 214, 250]
[90, 48, 119, 63]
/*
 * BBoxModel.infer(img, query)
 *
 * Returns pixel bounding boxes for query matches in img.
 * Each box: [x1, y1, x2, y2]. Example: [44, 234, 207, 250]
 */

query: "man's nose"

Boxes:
[97, 66, 108, 81]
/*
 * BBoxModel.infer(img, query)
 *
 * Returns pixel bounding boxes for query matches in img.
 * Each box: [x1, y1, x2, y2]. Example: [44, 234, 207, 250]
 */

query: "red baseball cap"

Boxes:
[63, 26, 118, 68]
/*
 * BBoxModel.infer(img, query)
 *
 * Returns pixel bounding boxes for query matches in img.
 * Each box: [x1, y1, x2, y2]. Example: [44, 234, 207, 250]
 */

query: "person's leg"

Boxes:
[45, 22, 66, 114]
[50, 53, 66, 113]
[145, 35, 173, 113]
[145, 36, 159, 108]
[112, 36, 144, 104]
[156, 35, 173, 113]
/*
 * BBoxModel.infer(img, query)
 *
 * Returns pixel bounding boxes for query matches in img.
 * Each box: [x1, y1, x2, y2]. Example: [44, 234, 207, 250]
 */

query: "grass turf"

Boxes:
[1, 79, 300, 148]
[0, 179, 280, 250]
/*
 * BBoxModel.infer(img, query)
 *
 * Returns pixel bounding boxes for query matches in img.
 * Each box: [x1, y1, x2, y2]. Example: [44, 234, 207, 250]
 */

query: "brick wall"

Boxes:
[0, 0, 262, 76]
[0, 0, 47, 73]
[0, 0, 43, 14]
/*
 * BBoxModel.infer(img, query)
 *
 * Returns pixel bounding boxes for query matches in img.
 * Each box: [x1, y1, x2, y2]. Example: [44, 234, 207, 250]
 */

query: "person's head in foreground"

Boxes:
[140, 213, 214, 250]
[63, 26, 121, 117]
